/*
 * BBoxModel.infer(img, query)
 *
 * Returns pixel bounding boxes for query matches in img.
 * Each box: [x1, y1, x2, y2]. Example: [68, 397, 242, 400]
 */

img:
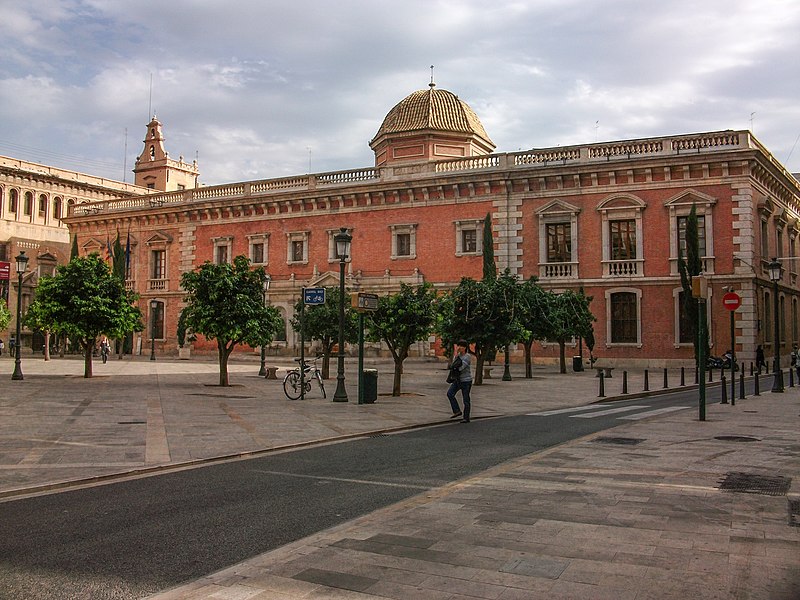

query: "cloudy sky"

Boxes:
[1, 0, 799, 185]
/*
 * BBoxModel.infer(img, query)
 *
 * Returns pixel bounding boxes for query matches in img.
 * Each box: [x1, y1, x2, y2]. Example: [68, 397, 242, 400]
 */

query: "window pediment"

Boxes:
[145, 231, 173, 246]
[81, 237, 104, 251]
[535, 199, 581, 217]
[664, 189, 717, 209]
[597, 194, 646, 212]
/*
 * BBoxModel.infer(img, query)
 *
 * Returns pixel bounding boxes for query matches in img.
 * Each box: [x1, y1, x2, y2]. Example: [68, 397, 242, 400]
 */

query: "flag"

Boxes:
[106, 236, 112, 262]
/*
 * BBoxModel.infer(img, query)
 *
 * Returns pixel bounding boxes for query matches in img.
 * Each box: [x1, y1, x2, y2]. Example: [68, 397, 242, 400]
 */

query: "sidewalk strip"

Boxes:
[527, 405, 615, 416]
[617, 406, 692, 420]
[571, 405, 647, 418]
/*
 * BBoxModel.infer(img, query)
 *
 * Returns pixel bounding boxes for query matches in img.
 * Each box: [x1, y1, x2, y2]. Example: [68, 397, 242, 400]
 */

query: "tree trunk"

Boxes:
[84, 340, 94, 378]
[474, 353, 485, 385]
[524, 341, 533, 378]
[44, 331, 50, 361]
[558, 341, 567, 374]
[218, 340, 231, 386]
[391, 349, 408, 396]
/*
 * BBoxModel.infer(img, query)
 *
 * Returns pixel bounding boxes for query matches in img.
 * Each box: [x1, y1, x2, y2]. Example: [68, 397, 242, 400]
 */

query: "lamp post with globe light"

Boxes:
[769, 258, 784, 393]
[11, 251, 29, 381]
[258, 274, 271, 376]
[333, 228, 352, 402]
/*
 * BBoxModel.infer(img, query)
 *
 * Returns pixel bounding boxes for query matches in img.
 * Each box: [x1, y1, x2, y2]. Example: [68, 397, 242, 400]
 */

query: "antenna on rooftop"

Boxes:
[750, 111, 755, 133]
[429, 65, 435, 88]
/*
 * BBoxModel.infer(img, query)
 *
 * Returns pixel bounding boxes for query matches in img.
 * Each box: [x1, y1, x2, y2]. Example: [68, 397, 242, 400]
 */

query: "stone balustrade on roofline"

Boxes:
[64, 130, 771, 217]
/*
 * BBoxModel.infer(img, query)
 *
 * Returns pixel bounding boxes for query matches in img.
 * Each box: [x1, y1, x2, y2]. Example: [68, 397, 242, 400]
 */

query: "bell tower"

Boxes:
[133, 116, 199, 191]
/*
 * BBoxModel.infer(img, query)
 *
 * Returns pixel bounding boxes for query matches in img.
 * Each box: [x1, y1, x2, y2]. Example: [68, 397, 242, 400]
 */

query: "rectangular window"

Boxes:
[678, 291, 694, 344]
[252, 242, 264, 264]
[776, 229, 783, 258]
[760, 219, 769, 258]
[291, 240, 304, 262]
[151, 301, 165, 340]
[215, 244, 229, 265]
[610, 292, 638, 344]
[462, 229, 477, 254]
[678, 215, 707, 257]
[546, 223, 571, 263]
[764, 291, 772, 342]
[151, 250, 166, 279]
[610, 219, 636, 260]
[396, 233, 411, 257]
[23, 193, 32, 216]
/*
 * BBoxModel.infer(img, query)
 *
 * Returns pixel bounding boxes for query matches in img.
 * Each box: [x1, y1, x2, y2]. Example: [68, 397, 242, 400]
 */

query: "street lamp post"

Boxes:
[11, 251, 29, 381]
[769, 258, 784, 392]
[333, 227, 352, 402]
[258, 274, 271, 377]
[149, 299, 158, 361]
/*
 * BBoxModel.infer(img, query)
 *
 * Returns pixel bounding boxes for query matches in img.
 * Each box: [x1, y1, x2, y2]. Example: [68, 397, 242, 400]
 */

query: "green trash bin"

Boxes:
[362, 369, 378, 404]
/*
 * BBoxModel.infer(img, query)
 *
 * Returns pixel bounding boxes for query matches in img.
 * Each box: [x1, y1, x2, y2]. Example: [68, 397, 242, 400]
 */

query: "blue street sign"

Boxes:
[303, 287, 326, 305]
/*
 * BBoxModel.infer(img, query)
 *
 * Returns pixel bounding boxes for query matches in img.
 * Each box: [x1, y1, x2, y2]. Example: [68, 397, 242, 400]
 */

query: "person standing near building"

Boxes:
[447, 340, 473, 423]
[756, 345, 766, 374]
[0, 338, 4, 356]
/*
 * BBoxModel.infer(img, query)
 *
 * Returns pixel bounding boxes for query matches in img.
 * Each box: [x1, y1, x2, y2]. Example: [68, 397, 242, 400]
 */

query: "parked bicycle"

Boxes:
[283, 356, 326, 400]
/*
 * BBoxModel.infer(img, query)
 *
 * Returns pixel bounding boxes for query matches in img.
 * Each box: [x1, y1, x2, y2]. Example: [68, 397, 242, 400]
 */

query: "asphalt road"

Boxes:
[0, 389, 717, 599]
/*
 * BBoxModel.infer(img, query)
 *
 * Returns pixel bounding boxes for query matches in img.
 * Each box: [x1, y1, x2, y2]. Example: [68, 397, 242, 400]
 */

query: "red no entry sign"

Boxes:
[722, 291, 741, 311]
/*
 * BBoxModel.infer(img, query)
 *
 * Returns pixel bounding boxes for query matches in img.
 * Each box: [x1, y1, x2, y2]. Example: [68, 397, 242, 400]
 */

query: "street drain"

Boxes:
[714, 435, 760, 442]
[717, 472, 792, 496]
[594, 436, 644, 446]
[788, 499, 800, 527]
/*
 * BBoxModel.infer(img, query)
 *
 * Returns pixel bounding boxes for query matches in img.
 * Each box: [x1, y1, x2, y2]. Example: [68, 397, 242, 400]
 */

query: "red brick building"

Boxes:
[63, 85, 800, 367]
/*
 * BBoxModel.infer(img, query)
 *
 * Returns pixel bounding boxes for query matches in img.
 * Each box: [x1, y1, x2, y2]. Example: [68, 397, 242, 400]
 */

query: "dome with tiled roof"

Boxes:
[370, 83, 495, 166]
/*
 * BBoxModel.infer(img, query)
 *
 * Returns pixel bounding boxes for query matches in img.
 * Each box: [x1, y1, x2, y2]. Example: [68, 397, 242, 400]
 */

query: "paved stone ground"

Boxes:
[1, 354, 797, 599]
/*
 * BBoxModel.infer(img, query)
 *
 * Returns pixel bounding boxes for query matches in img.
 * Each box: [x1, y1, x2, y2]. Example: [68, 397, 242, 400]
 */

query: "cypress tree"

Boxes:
[482, 213, 496, 281]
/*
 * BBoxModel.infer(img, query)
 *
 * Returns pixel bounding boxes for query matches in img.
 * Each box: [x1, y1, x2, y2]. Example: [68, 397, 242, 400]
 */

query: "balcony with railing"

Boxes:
[603, 259, 644, 277]
[148, 278, 168, 292]
[539, 261, 579, 280]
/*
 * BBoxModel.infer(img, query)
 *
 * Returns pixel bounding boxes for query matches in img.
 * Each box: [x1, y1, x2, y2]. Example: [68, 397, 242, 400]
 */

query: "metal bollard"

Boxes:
[754, 371, 760, 396]
[708, 367, 713, 383]
[643, 369, 649, 391]
[598, 371, 605, 397]
[737, 370, 744, 403]
[721, 375, 728, 404]
[750, 362, 754, 376]
[790, 367, 795, 388]
[680, 366, 685, 386]
[663, 368, 669, 389]
[622, 371, 628, 394]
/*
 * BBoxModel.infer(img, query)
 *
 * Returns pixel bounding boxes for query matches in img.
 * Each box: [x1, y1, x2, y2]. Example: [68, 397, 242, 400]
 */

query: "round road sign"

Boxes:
[722, 291, 741, 311]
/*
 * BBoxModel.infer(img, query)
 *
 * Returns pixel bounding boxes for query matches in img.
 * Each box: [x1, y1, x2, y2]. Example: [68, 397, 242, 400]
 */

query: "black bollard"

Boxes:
[622, 371, 628, 394]
[709, 367, 713, 383]
[750, 362, 754, 376]
[721, 375, 728, 404]
[680, 366, 685, 386]
[738, 370, 745, 403]
[644, 369, 649, 391]
[598, 371, 605, 398]
[790, 367, 795, 388]
[796, 366, 800, 384]
[663, 368, 669, 389]
[754, 371, 760, 396]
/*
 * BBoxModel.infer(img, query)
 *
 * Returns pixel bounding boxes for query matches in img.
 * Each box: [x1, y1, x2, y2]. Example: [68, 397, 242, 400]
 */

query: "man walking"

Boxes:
[447, 340, 473, 423]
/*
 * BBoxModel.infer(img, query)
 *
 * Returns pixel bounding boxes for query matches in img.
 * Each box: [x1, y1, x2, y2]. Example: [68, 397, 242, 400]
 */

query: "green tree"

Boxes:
[0, 299, 10, 332]
[365, 283, 438, 396]
[678, 203, 708, 365]
[180, 256, 282, 386]
[516, 277, 550, 378]
[546, 289, 596, 374]
[482, 212, 496, 281]
[25, 254, 143, 378]
[437, 271, 521, 385]
[290, 287, 358, 379]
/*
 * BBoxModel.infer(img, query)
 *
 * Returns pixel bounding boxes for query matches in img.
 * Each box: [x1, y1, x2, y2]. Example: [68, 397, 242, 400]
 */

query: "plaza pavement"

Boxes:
[0, 353, 797, 599]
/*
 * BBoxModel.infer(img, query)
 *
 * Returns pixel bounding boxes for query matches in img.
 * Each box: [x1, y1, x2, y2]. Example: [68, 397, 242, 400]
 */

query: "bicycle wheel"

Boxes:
[283, 371, 303, 400]
[316, 371, 326, 399]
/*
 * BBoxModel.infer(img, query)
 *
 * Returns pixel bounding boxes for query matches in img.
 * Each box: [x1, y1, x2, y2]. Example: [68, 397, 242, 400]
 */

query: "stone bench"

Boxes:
[264, 366, 279, 379]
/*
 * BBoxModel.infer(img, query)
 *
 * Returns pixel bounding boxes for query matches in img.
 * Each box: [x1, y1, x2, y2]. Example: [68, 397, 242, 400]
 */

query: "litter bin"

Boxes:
[361, 369, 378, 404]
[572, 356, 584, 372]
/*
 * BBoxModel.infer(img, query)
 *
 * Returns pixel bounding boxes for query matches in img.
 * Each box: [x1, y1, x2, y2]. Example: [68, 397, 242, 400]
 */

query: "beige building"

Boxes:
[0, 116, 196, 352]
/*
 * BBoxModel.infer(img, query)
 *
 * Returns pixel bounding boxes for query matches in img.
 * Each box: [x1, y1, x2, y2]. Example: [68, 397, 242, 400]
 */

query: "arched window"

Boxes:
[8, 189, 18, 214]
[53, 197, 63, 220]
[38, 194, 48, 217]
[23, 192, 33, 216]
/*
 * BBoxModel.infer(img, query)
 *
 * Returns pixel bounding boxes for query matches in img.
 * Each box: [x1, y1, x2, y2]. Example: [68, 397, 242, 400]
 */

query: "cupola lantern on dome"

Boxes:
[370, 84, 495, 166]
